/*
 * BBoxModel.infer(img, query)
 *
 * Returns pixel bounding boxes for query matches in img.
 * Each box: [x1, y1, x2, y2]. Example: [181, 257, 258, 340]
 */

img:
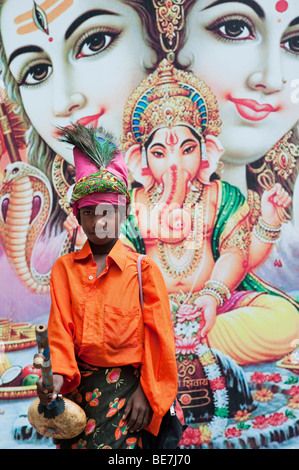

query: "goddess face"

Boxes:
[179, 0, 299, 165]
[1, 0, 155, 164]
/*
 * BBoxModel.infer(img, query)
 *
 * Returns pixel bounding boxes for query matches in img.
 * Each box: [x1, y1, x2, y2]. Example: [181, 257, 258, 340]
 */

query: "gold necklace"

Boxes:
[155, 182, 206, 278]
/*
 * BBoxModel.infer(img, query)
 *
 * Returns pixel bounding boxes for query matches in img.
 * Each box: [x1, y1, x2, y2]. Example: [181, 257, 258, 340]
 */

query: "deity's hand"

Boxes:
[194, 294, 218, 338]
[63, 212, 86, 247]
[261, 183, 291, 227]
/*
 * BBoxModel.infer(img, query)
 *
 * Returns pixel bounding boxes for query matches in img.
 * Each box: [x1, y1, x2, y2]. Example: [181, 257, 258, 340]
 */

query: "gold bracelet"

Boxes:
[253, 217, 281, 244]
[200, 280, 231, 307]
[257, 217, 281, 232]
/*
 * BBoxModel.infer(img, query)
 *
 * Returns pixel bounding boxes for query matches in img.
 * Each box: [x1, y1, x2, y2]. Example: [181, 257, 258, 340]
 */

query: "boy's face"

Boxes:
[79, 204, 125, 245]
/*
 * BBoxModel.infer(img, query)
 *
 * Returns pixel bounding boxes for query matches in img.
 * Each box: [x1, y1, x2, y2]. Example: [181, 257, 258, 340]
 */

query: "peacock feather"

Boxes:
[56, 123, 119, 170]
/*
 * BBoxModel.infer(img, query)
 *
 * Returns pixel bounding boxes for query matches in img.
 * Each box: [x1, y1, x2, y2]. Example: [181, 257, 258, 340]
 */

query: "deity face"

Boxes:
[179, 0, 299, 165]
[147, 126, 202, 184]
[1, 0, 154, 164]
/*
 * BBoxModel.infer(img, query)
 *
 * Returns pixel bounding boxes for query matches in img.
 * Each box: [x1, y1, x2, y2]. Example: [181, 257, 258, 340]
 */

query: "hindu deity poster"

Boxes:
[0, 0, 298, 450]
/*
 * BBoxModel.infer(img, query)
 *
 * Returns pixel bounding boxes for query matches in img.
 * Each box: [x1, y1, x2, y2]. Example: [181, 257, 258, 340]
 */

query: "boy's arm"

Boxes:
[138, 258, 178, 426]
[47, 260, 81, 395]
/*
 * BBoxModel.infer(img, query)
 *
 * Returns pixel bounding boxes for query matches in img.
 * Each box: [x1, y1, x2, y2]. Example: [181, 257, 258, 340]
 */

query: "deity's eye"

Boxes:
[149, 145, 165, 159]
[74, 28, 121, 59]
[206, 15, 255, 42]
[281, 35, 299, 55]
[17, 61, 52, 87]
[153, 151, 164, 158]
[183, 145, 197, 155]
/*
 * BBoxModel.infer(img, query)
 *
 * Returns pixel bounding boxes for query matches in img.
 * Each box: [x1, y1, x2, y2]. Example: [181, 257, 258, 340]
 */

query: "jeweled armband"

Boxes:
[253, 217, 281, 244]
[200, 280, 231, 307]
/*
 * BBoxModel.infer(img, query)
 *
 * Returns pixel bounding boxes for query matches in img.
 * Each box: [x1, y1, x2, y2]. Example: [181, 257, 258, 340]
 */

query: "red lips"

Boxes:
[54, 111, 104, 137]
[76, 112, 104, 127]
[228, 95, 280, 121]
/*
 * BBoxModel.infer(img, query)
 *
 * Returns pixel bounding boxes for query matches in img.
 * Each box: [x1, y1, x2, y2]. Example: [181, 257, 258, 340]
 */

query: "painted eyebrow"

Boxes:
[203, 0, 265, 19]
[8, 45, 43, 66]
[289, 17, 299, 27]
[65, 9, 120, 40]
[149, 143, 166, 149]
[181, 139, 198, 147]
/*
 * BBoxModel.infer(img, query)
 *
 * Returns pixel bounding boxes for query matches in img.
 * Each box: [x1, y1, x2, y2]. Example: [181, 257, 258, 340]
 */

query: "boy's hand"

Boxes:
[194, 294, 218, 337]
[36, 373, 64, 406]
[122, 383, 153, 433]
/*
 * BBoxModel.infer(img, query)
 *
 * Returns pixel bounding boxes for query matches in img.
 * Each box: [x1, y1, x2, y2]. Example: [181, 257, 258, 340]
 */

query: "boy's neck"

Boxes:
[89, 237, 119, 256]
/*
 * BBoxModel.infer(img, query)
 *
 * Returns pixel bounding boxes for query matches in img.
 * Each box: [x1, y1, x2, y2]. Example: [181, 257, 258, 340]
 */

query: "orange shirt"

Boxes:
[48, 238, 177, 435]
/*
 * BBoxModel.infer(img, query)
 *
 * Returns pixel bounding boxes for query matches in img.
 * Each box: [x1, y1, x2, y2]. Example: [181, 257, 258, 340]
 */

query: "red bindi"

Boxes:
[275, 1, 288, 13]
[49, 37, 53, 42]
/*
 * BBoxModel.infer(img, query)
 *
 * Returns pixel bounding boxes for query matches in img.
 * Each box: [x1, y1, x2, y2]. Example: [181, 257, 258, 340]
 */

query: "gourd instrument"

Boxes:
[28, 324, 86, 439]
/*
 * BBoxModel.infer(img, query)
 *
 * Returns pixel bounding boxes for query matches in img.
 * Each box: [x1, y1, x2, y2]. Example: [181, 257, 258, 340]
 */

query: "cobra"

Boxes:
[0, 161, 68, 294]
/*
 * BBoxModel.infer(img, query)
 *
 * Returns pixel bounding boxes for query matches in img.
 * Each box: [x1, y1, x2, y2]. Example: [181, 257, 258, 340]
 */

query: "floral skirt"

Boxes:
[57, 363, 142, 449]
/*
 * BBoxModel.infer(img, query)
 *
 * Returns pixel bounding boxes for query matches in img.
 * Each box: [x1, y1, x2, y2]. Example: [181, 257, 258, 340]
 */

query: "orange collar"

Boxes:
[73, 238, 127, 271]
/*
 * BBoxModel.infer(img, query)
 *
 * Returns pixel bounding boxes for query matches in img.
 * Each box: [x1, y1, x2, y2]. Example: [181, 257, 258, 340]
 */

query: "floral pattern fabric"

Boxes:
[57, 364, 142, 449]
[179, 368, 299, 449]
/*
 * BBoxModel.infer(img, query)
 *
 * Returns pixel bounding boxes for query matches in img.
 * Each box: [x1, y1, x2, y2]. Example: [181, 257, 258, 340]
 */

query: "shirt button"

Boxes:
[89, 275, 93, 280]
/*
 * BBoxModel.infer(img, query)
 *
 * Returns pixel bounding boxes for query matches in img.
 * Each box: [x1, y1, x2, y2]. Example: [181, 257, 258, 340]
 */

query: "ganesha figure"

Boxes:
[121, 59, 299, 366]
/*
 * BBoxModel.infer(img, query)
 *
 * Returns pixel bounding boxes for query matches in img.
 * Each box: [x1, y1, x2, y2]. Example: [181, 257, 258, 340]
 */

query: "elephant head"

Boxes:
[125, 125, 224, 243]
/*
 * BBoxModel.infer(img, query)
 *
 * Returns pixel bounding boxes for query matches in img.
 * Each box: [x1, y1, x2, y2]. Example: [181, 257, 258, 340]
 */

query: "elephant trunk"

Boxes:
[151, 165, 192, 243]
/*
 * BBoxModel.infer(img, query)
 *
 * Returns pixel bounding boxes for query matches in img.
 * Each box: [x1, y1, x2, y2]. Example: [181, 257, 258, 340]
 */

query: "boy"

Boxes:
[36, 124, 178, 449]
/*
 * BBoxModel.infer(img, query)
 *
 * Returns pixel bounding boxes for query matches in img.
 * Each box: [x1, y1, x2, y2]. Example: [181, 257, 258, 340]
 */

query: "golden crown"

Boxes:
[122, 59, 221, 151]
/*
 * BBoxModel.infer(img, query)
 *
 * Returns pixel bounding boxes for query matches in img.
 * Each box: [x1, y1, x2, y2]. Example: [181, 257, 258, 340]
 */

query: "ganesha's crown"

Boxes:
[122, 59, 221, 150]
